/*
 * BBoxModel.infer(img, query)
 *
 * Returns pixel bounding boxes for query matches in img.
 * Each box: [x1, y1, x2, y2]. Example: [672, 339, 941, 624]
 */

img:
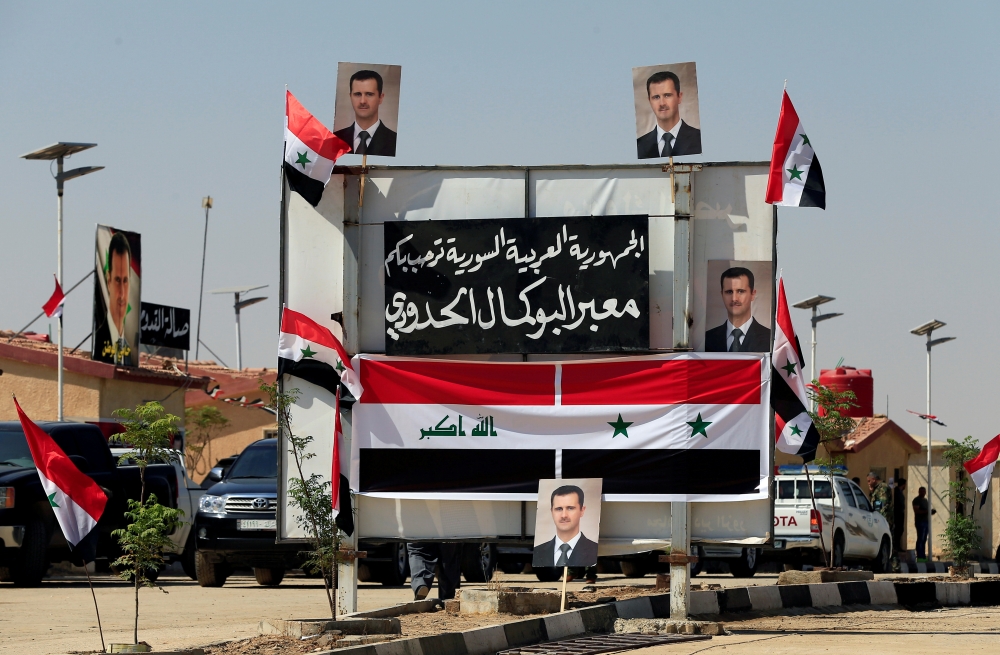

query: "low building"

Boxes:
[0, 331, 206, 423]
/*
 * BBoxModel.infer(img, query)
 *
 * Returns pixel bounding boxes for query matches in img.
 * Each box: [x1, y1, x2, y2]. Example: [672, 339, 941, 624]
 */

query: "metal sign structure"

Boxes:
[278, 162, 777, 617]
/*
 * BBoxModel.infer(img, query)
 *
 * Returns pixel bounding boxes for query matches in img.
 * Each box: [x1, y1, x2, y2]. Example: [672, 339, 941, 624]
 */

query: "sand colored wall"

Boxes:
[0, 357, 184, 422]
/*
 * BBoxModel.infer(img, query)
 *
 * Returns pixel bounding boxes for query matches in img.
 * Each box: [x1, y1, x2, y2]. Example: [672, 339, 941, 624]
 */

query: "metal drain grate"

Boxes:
[498, 632, 712, 654]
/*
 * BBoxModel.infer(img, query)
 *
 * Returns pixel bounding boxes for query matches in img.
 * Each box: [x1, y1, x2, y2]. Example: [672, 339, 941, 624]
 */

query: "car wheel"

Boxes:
[254, 567, 285, 586]
[379, 542, 409, 586]
[195, 551, 228, 587]
[619, 560, 646, 578]
[729, 548, 760, 578]
[533, 567, 563, 582]
[180, 532, 197, 580]
[832, 532, 845, 568]
[871, 537, 891, 574]
[12, 521, 49, 587]
[461, 543, 497, 583]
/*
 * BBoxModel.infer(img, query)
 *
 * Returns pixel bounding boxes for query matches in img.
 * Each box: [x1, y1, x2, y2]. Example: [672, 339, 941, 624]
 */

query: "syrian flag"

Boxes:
[223, 396, 246, 405]
[245, 398, 265, 409]
[907, 409, 947, 427]
[206, 385, 223, 399]
[332, 388, 354, 536]
[770, 276, 821, 462]
[13, 396, 107, 562]
[351, 353, 771, 502]
[42, 275, 66, 318]
[284, 90, 351, 207]
[278, 308, 363, 399]
[765, 91, 826, 209]
[964, 434, 1000, 494]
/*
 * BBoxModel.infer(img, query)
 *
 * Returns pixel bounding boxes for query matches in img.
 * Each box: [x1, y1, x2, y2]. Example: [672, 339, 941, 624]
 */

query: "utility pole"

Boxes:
[792, 295, 842, 409]
[195, 196, 212, 360]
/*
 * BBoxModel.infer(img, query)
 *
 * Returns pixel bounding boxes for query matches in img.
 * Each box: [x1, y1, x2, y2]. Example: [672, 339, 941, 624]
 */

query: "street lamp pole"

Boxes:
[195, 196, 213, 360]
[22, 143, 103, 421]
[210, 285, 267, 370]
[911, 320, 955, 562]
[793, 295, 843, 410]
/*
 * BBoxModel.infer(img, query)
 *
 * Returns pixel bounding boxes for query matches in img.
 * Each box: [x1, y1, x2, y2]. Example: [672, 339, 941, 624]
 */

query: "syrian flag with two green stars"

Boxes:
[350, 353, 771, 502]
[765, 90, 826, 209]
[770, 276, 821, 462]
[14, 396, 108, 562]
[284, 90, 351, 207]
[277, 307, 363, 399]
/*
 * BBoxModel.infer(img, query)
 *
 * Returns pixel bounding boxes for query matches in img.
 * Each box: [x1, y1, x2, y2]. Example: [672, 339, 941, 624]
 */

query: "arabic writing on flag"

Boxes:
[350, 353, 771, 502]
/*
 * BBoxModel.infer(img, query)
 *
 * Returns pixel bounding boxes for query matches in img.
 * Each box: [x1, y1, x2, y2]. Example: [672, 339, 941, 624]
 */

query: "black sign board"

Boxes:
[140, 302, 191, 351]
[383, 215, 649, 355]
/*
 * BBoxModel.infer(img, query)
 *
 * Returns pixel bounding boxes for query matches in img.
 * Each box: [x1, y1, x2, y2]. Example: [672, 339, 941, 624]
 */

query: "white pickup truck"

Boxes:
[769, 472, 892, 572]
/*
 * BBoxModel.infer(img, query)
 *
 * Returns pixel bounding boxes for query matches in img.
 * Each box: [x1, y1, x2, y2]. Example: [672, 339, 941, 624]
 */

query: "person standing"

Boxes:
[408, 542, 462, 601]
[912, 486, 932, 562]
[868, 471, 894, 537]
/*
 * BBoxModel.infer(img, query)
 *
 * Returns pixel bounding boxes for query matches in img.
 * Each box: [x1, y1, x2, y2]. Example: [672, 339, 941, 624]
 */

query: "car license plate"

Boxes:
[774, 540, 785, 549]
[238, 519, 276, 531]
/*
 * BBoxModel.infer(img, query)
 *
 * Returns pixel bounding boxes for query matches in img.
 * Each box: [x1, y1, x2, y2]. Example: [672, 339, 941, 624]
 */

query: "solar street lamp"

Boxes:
[793, 295, 843, 409]
[211, 285, 268, 370]
[21, 143, 104, 421]
[911, 320, 956, 561]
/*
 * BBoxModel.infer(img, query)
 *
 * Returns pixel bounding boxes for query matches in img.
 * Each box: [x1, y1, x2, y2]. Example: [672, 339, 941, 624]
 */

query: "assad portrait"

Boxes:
[532, 484, 599, 568]
[636, 70, 702, 159]
[333, 69, 397, 157]
[704, 267, 772, 353]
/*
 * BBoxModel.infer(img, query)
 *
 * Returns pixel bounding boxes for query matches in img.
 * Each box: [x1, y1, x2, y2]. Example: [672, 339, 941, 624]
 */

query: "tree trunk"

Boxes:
[133, 574, 139, 643]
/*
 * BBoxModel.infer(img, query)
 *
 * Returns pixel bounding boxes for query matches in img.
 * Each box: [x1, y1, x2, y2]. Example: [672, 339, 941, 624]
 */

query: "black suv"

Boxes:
[194, 438, 304, 587]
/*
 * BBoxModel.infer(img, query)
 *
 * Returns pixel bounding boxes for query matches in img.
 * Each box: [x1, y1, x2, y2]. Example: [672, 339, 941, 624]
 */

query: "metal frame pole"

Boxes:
[926, 332, 933, 560]
[234, 292, 242, 370]
[195, 198, 211, 360]
[56, 156, 64, 422]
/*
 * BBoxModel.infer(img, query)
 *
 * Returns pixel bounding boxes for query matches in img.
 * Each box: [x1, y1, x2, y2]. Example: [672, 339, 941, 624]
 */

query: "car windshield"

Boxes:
[226, 443, 277, 479]
[0, 428, 33, 468]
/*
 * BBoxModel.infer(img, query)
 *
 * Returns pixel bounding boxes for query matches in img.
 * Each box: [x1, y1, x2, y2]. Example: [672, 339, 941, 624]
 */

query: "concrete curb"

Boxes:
[897, 561, 999, 574]
[316, 579, 1000, 654]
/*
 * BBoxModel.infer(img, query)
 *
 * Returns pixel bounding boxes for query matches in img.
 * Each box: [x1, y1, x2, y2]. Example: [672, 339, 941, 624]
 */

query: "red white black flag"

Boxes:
[964, 434, 1000, 494]
[284, 91, 351, 207]
[765, 91, 826, 209]
[770, 276, 821, 462]
[277, 308, 363, 399]
[42, 275, 66, 318]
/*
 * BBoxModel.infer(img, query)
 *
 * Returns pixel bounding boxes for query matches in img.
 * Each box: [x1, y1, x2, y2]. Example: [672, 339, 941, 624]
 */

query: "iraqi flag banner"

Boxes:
[350, 353, 771, 502]
[284, 90, 351, 207]
[278, 307, 363, 399]
[964, 434, 1000, 494]
[13, 396, 107, 562]
[771, 276, 821, 462]
[765, 91, 826, 209]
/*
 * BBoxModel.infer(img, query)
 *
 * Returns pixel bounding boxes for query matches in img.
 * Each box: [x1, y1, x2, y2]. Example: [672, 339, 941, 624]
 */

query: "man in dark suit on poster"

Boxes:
[705, 267, 772, 353]
[532, 485, 599, 568]
[333, 69, 397, 157]
[636, 71, 702, 159]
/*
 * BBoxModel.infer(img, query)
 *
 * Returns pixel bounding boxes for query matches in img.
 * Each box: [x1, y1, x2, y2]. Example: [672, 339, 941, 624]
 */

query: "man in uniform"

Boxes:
[868, 471, 894, 539]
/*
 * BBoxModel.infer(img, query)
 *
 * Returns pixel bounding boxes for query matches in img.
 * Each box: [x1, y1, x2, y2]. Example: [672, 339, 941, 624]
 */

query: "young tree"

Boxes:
[807, 383, 857, 568]
[184, 405, 230, 479]
[260, 381, 341, 618]
[110, 401, 185, 644]
[940, 436, 983, 575]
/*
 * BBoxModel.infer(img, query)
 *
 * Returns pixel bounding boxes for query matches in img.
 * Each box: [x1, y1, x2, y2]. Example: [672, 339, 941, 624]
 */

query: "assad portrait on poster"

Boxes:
[333, 63, 401, 157]
[632, 62, 702, 159]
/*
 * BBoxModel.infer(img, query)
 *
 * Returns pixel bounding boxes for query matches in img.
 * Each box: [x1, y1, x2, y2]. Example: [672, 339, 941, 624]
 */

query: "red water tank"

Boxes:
[818, 367, 874, 417]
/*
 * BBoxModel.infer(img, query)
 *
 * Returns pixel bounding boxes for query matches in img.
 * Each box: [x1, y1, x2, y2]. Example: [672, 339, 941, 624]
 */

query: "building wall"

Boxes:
[0, 357, 185, 422]
[185, 401, 276, 482]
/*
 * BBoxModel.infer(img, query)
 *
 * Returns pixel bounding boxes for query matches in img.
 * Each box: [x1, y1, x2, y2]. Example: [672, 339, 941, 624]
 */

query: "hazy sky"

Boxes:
[1, 2, 997, 444]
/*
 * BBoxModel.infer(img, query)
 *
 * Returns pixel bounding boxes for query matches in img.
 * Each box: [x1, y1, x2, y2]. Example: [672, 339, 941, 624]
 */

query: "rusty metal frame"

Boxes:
[498, 632, 711, 655]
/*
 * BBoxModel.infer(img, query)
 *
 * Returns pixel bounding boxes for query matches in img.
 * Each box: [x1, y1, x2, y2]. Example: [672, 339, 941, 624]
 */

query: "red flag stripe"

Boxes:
[765, 91, 801, 204]
[359, 359, 556, 405]
[42, 275, 65, 318]
[965, 434, 1000, 474]
[562, 358, 762, 405]
[13, 398, 107, 522]
[285, 91, 350, 161]
[280, 308, 354, 371]
[774, 277, 796, 345]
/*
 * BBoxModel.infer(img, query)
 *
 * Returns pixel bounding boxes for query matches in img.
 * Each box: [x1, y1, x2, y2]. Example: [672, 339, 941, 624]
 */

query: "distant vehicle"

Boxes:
[0, 421, 179, 586]
[200, 455, 239, 489]
[768, 469, 892, 572]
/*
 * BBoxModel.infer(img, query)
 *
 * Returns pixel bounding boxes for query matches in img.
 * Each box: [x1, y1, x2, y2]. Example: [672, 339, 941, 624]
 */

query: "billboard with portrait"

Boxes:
[333, 62, 401, 158]
[92, 225, 141, 366]
[532, 478, 603, 569]
[632, 62, 702, 159]
[702, 260, 774, 353]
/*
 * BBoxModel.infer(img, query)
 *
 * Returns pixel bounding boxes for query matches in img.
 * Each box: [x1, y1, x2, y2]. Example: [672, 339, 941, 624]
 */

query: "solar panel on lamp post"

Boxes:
[792, 295, 843, 410]
[910, 320, 956, 562]
[21, 143, 104, 421]
[210, 285, 268, 370]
